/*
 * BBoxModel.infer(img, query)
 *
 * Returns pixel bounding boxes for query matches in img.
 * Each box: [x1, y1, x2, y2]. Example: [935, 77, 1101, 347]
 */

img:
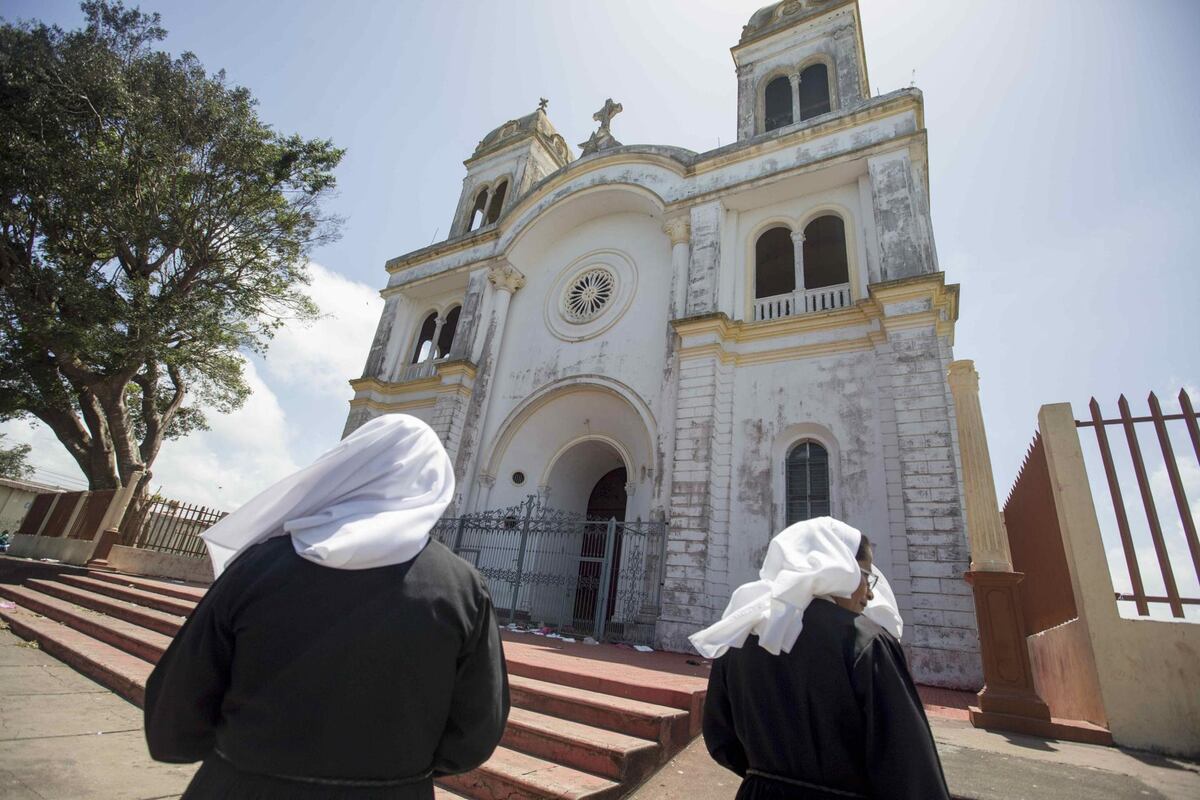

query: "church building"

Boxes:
[346, 0, 982, 689]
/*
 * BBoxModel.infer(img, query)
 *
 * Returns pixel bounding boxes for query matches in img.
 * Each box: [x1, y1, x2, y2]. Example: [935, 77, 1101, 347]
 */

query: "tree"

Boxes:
[0, 433, 33, 480]
[0, 2, 344, 500]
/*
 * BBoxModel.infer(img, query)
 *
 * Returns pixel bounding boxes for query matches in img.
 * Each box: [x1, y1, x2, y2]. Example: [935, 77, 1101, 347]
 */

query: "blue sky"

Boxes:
[3, 1, 1198, 608]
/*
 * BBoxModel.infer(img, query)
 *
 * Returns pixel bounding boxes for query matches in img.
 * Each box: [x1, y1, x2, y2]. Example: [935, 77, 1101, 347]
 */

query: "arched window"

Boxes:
[802, 215, 849, 289]
[436, 305, 461, 358]
[468, 189, 489, 231]
[410, 311, 438, 364]
[485, 181, 508, 225]
[764, 75, 793, 132]
[755, 226, 795, 299]
[798, 63, 831, 121]
[786, 441, 831, 525]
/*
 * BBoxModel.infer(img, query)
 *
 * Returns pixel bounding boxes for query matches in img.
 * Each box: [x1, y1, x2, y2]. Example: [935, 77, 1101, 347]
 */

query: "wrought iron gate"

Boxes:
[430, 496, 666, 645]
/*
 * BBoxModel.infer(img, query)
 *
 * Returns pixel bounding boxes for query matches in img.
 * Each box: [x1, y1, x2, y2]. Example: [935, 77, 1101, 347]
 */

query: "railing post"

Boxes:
[593, 517, 618, 642]
[509, 500, 535, 625]
[452, 515, 467, 554]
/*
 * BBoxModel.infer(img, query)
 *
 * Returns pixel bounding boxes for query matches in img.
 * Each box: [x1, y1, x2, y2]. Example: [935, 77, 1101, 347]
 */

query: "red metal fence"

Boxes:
[1078, 390, 1200, 618]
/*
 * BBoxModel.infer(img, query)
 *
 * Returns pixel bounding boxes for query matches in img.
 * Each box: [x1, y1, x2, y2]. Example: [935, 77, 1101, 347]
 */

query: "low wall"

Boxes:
[9, 534, 96, 566]
[1027, 618, 1107, 727]
[105, 545, 213, 585]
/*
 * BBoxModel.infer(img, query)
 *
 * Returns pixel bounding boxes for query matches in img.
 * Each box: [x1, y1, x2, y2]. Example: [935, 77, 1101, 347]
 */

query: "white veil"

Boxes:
[688, 517, 903, 659]
[201, 414, 455, 577]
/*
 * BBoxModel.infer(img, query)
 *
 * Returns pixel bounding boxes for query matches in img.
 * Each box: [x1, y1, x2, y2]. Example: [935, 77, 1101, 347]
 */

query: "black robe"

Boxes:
[144, 536, 509, 799]
[703, 600, 950, 800]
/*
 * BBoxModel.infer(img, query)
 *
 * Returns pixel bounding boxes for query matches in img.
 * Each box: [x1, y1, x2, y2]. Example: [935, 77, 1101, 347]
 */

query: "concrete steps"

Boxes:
[0, 564, 708, 799]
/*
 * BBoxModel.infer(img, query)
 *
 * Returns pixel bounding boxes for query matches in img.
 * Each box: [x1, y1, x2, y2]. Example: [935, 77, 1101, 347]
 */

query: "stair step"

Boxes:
[87, 569, 209, 602]
[437, 745, 621, 800]
[0, 584, 171, 663]
[505, 651, 702, 713]
[26, 578, 185, 636]
[509, 674, 689, 751]
[54, 574, 197, 616]
[0, 605, 152, 706]
[434, 787, 472, 799]
[503, 707, 659, 782]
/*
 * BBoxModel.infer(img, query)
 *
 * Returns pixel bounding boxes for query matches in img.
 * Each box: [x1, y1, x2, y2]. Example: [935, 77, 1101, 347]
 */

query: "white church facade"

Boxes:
[346, 0, 982, 689]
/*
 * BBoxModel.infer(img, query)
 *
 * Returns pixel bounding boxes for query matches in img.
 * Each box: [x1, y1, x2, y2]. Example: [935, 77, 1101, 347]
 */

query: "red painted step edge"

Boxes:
[1, 606, 152, 707]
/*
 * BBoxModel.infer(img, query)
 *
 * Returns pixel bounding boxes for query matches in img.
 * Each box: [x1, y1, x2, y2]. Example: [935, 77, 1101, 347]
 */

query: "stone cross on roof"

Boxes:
[592, 98, 623, 132]
[579, 98, 624, 156]
[538, 97, 549, 111]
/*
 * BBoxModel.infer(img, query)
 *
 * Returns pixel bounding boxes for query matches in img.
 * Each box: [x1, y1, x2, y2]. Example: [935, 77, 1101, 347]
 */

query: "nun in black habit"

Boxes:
[144, 414, 509, 799]
[691, 517, 950, 800]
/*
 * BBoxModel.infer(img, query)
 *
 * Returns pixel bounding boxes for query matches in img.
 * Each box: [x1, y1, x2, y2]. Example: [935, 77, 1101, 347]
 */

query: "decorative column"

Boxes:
[787, 72, 801, 126]
[426, 314, 446, 363]
[663, 216, 691, 319]
[789, 229, 807, 296]
[948, 359, 1051, 733]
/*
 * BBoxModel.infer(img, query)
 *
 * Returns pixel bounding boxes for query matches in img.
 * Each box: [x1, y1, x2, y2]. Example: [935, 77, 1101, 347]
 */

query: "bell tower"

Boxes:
[448, 103, 573, 238]
[732, 0, 870, 141]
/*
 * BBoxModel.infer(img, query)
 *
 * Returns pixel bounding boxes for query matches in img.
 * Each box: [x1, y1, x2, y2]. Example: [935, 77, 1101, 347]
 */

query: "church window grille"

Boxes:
[468, 189, 489, 231]
[786, 441, 831, 525]
[755, 226, 796, 298]
[802, 215, 849, 289]
[798, 63, 832, 121]
[764, 75, 794, 132]
[410, 311, 438, 364]
[435, 305, 461, 359]
[486, 181, 508, 225]
[563, 267, 616, 322]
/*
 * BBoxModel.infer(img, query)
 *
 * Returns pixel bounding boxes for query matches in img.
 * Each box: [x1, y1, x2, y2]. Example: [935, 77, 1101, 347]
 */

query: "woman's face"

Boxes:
[834, 551, 875, 614]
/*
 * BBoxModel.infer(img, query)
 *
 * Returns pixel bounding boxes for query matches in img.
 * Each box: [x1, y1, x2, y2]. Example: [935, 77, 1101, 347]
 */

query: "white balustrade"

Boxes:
[397, 359, 439, 383]
[752, 282, 852, 322]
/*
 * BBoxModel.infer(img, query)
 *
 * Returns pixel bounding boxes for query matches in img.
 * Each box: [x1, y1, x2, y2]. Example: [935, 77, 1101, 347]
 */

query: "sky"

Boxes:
[2, 0, 1198, 612]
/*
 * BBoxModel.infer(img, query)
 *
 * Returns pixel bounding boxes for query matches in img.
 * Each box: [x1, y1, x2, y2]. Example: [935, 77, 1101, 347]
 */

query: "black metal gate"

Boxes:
[430, 496, 666, 645]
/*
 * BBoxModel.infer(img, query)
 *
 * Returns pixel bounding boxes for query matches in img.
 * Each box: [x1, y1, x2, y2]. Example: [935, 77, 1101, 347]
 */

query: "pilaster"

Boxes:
[867, 150, 936, 281]
[685, 201, 723, 317]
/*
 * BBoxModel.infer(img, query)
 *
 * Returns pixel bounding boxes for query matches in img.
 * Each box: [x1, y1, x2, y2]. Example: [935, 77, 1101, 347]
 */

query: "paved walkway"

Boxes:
[4, 625, 1198, 799]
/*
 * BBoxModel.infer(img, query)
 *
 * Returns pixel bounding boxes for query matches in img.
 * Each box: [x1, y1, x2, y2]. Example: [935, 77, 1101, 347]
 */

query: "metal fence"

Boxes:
[431, 495, 667, 645]
[1077, 390, 1199, 618]
[119, 498, 226, 558]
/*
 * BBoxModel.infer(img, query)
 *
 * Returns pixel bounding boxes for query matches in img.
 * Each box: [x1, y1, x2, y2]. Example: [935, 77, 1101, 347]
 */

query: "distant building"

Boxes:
[346, 0, 981, 688]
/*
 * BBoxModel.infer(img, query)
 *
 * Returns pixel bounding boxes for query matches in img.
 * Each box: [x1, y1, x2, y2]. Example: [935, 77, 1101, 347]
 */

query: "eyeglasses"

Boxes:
[860, 569, 879, 590]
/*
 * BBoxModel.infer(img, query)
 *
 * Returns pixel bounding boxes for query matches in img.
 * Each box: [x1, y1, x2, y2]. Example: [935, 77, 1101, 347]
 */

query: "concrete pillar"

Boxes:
[947, 360, 1012, 572]
[663, 217, 691, 319]
[87, 470, 144, 567]
[458, 260, 525, 512]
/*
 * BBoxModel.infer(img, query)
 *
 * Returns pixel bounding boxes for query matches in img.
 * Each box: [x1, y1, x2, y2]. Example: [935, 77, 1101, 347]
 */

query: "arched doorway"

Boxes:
[573, 467, 627, 625]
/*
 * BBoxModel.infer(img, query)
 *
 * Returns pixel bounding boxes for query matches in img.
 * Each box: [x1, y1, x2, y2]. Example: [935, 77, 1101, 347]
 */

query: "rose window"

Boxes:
[563, 268, 615, 323]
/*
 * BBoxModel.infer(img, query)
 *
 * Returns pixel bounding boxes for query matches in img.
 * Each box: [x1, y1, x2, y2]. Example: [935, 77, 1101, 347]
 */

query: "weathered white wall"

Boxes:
[0, 485, 36, 535]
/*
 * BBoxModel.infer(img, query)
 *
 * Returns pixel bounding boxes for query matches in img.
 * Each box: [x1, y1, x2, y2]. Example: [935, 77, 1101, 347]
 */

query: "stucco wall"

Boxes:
[0, 485, 36, 536]
[1027, 618, 1107, 727]
[9, 534, 96, 566]
[105, 545, 214, 585]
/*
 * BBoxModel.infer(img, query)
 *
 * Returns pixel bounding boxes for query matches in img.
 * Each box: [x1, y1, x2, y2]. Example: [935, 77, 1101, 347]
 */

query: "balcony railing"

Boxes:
[397, 359, 440, 383]
[753, 283, 852, 322]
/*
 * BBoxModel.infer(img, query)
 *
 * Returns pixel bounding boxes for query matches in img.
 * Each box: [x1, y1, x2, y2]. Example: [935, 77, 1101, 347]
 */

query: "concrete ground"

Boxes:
[3, 625, 1198, 800]
[631, 716, 1200, 800]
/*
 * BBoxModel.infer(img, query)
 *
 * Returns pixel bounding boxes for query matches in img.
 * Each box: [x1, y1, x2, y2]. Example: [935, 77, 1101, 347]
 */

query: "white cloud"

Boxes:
[258, 261, 382, 399]
[146, 358, 300, 509]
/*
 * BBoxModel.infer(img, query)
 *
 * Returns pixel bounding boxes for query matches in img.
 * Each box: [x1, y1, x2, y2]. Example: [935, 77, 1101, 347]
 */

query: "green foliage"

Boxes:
[0, 2, 343, 491]
[0, 433, 33, 480]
